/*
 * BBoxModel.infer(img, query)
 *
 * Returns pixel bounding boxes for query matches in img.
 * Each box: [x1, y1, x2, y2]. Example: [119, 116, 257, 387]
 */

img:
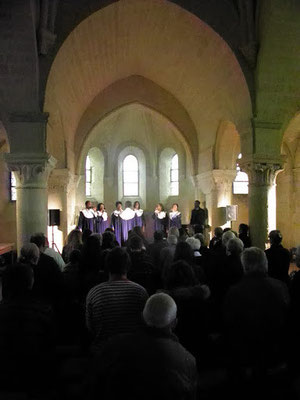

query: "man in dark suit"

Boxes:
[190, 200, 208, 230]
[265, 230, 290, 283]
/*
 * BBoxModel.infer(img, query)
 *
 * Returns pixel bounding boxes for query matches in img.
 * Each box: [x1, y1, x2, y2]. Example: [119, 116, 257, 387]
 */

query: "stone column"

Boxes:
[195, 169, 237, 230]
[293, 167, 300, 245]
[48, 168, 79, 249]
[5, 153, 56, 250]
[242, 161, 282, 249]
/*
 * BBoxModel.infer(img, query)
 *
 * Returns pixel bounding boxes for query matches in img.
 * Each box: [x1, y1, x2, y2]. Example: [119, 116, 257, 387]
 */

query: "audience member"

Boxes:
[62, 228, 83, 263]
[238, 223, 251, 248]
[87, 293, 197, 400]
[265, 230, 290, 283]
[209, 227, 223, 250]
[86, 247, 148, 349]
[148, 230, 168, 268]
[44, 236, 65, 271]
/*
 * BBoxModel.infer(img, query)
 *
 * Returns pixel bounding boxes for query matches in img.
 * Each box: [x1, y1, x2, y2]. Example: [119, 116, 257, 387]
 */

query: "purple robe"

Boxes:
[169, 211, 182, 229]
[77, 209, 96, 232]
[134, 210, 145, 228]
[96, 211, 109, 234]
[120, 208, 135, 243]
[111, 211, 122, 245]
[152, 211, 168, 233]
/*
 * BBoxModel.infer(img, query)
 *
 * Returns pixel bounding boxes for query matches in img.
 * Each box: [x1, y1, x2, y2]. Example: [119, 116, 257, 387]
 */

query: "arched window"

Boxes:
[85, 155, 92, 196]
[123, 155, 139, 196]
[170, 153, 179, 196]
[10, 171, 16, 201]
[233, 153, 248, 194]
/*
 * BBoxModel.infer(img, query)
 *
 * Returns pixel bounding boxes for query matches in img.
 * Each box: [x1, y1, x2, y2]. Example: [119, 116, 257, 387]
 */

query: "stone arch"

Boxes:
[44, 0, 252, 174]
[214, 120, 241, 169]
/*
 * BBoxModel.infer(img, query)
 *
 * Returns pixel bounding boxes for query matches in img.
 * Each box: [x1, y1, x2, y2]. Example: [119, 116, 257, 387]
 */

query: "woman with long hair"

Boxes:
[62, 229, 83, 263]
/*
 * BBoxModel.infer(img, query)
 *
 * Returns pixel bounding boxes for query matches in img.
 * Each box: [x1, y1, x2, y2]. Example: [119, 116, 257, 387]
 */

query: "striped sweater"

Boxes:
[86, 279, 148, 346]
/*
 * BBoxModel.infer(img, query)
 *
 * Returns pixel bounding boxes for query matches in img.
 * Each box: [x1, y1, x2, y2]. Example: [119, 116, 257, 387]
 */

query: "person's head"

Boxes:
[222, 230, 235, 248]
[132, 226, 145, 239]
[269, 230, 283, 246]
[125, 200, 132, 209]
[67, 229, 82, 246]
[30, 233, 46, 252]
[167, 234, 178, 246]
[241, 247, 268, 277]
[82, 229, 92, 244]
[116, 201, 122, 211]
[239, 223, 249, 235]
[102, 231, 117, 250]
[69, 249, 82, 265]
[186, 237, 200, 251]
[156, 203, 164, 212]
[19, 243, 40, 265]
[295, 246, 300, 269]
[194, 224, 204, 234]
[194, 200, 200, 209]
[129, 234, 143, 251]
[154, 230, 164, 242]
[214, 227, 223, 238]
[165, 260, 196, 290]
[226, 237, 244, 256]
[106, 247, 131, 276]
[168, 226, 179, 238]
[91, 233, 103, 247]
[133, 201, 140, 210]
[97, 203, 105, 211]
[194, 233, 205, 247]
[174, 241, 194, 265]
[85, 200, 92, 209]
[143, 293, 177, 330]
[3, 263, 34, 298]
[171, 203, 178, 212]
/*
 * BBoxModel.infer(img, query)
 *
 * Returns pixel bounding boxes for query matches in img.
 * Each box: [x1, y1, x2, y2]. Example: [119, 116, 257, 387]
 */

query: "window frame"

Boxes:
[9, 171, 17, 202]
[232, 153, 249, 195]
[85, 155, 92, 197]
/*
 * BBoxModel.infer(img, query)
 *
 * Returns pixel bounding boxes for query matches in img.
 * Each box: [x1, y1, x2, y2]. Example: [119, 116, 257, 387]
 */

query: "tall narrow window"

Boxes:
[233, 153, 249, 194]
[123, 155, 138, 196]
[10, 172, 16, 201]
[170, 154, 179, 196]
[85, 155, 92, 196]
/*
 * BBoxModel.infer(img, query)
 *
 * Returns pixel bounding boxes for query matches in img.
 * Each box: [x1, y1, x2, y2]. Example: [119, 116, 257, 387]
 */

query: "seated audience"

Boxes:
[169, 226, 180, 238]
[30, 233, 64, 305]
[0, 262, 55, 395]
[238, 223, 251, 248]
[265, 230, 290, 283]
[86, 247, 148, 348]
[223, 247, 290, 375]
[44, 236, 65, 271]
[186, 237, 201, 258]
[174, 241, 206, 284]
[87, 293, 197, 400]
[148, 230, 168, 268]
[162, 260, 210, 359]
[209, 226, 223, 250]
[160, 234, 178, 273]
[127, 235, 157, 294]
[62, 228, 83, 263]
[80, 234, 103, 298]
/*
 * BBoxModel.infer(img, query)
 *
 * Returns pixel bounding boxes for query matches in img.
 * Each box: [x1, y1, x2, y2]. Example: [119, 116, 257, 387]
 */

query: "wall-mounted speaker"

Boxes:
[226, 205, 238, 221]
[48, 209, 60, 226]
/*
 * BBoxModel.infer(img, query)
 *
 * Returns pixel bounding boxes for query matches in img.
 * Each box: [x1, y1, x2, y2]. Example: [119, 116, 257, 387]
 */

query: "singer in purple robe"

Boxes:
[96, 203, 109, 234]
[77, 200, 96, 232]
[120, 201, 135, 243]
[111, 201, 123, 245]
[169, 203, 182, 229]
[152, 203, 168, 234]
[133, 201, 145, 230]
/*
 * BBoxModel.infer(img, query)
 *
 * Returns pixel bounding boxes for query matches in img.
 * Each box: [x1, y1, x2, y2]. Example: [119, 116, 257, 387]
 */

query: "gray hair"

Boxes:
[20, 243, 40, 265]
[168, 227, 180, 238]
[194, 233, 205, 246]
[143, 293, 177, 329]
[186, 237, 200, 251]
[226, 237, 244, 256]
[222, 230, 236, 247]
[241, 247, 268, 276]
[167, 234, 178, 246]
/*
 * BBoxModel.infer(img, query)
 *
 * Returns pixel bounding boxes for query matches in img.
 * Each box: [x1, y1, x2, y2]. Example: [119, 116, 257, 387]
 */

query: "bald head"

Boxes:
[143, 293, 177, 329]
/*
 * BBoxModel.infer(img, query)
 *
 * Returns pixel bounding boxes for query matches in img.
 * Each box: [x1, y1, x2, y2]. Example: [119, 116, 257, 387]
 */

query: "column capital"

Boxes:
[5, 152, 56, 188]
[194, 169, 237, 195]
[240, 158, 283, 186]
[48, 168, 79, 193]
